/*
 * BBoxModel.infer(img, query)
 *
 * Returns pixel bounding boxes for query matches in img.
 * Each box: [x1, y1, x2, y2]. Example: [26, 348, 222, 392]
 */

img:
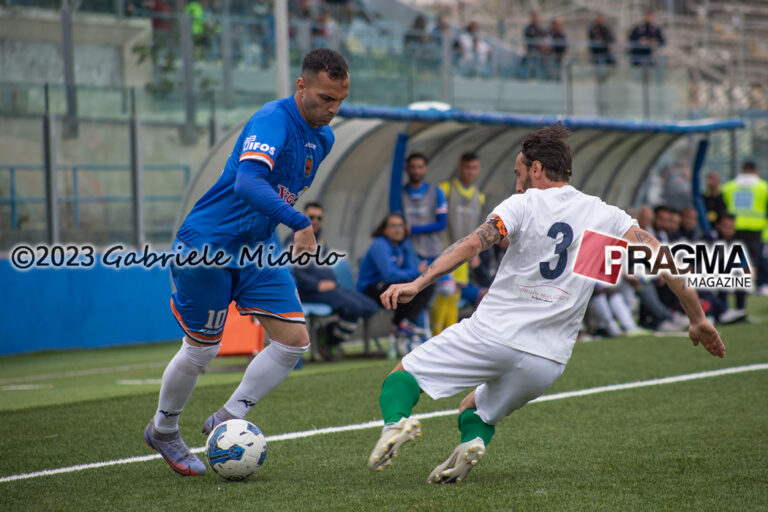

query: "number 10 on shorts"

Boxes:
[204, 309, 227, 330]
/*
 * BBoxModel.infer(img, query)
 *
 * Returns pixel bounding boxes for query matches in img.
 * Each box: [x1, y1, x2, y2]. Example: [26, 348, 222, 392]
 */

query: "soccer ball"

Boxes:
[205, 419, 267, 481]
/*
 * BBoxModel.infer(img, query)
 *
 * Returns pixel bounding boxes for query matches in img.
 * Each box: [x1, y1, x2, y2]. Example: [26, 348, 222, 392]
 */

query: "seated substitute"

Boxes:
[286, 202, 379, 360]
[357, 213, 431, 336]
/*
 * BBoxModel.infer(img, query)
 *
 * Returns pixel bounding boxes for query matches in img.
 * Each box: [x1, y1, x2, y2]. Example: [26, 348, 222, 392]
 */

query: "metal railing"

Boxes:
[0, 163, 190, 230]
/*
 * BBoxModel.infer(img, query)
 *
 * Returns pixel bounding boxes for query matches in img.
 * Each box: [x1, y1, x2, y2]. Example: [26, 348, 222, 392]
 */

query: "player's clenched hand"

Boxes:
[292, 225, 317, 257]
[688, 319, 725, 358]
[380, 282, 420, 309]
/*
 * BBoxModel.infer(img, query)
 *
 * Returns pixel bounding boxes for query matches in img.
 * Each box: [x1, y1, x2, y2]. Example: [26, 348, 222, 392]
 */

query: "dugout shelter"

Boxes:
[180, 105, 744, 266]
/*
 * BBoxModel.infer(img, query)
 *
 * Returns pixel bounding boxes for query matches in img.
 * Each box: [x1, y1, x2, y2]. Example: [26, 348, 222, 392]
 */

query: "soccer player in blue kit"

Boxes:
[144, 48, 350, 476]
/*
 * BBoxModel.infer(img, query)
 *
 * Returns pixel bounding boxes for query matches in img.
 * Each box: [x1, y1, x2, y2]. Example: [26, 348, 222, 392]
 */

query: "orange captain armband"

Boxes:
[490, 215, 508, 238]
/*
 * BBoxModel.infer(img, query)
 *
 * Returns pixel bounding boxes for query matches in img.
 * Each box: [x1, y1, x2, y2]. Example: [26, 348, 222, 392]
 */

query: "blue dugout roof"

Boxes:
[338, 104, 744, 133]
[183, 104, 744, 264]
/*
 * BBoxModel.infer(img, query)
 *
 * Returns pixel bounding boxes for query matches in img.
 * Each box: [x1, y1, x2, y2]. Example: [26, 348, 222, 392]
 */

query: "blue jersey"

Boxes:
[177, 96, 334, 257]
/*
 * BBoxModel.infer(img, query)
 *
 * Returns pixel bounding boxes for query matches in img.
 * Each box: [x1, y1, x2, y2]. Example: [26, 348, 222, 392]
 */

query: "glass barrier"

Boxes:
[0, 6, 696, 120]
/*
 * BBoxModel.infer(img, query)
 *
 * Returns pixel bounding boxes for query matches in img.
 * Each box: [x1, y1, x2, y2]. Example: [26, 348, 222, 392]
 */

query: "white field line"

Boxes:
[0, 362, 168, 385]
[0, 384, 54, 391]
[1, 362, 766, 484]
[116, 379, 163, 385]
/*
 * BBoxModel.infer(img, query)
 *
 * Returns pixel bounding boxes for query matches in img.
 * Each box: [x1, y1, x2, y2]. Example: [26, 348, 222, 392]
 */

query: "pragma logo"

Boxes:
[242, 135, 276, 156]
[573, 230, 752, 290]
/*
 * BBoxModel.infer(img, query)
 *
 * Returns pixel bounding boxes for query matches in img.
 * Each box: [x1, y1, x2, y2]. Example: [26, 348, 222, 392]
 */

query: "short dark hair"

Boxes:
[460, 152, 479, 163]
[302, 48, 349, 81]
[372, 213, 407, 238]
[718, 213, 736, 223]
[520, 124, 573, 182]
[304, 201, 323, 211]
[406, 153, 429, 166]
[654, 205, 670, 216]
[742, 160, 757, 172]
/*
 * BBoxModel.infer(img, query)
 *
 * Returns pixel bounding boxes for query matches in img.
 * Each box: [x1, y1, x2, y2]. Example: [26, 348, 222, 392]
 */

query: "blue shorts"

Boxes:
[170, 242, 305, 344]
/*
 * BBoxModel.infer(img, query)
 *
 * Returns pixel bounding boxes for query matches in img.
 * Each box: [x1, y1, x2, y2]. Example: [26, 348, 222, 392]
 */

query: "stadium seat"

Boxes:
[332, 258, 355, 290]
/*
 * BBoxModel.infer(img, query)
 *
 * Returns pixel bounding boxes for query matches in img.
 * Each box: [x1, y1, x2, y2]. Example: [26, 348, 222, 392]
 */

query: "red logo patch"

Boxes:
[277, 184, 297, 205]
[573, 230, 628, 284]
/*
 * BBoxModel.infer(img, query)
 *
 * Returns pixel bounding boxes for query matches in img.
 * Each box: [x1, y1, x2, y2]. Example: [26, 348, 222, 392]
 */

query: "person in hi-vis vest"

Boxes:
[435, 152, 488, 333]
[723, 160, 768, 300]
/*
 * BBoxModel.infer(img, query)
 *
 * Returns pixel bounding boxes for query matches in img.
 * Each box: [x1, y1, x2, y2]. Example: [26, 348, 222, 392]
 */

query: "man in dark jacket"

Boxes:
[628, 9, 664, 66]
[588, 13, 615, 65]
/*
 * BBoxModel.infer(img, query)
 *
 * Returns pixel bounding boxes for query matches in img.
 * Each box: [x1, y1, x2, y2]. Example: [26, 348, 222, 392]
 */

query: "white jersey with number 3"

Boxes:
[466, 185, 637, 364]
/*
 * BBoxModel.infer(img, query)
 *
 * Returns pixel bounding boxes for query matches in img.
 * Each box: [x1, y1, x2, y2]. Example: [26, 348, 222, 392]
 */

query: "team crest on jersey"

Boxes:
[304, 153, 313, 176]
[277, 184, 297, 205]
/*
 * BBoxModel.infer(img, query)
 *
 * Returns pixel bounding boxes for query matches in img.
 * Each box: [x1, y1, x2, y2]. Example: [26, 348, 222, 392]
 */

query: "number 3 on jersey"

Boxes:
[539, 222, 573, 280]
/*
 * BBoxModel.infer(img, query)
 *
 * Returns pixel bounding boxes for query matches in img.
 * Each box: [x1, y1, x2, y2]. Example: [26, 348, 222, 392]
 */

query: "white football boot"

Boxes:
[427, 437, 485, 484]
[367, 417, 422, 471]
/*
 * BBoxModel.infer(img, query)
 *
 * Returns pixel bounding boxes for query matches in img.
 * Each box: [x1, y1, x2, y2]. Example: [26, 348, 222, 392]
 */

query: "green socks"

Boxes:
[379, 371, 421, 424]
[458, 408, 495, 445]
[378, 372, 495, 446]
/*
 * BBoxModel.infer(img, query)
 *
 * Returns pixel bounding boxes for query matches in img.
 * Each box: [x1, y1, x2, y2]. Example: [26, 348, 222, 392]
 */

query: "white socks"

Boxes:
[153, 339, 219, 433]
[223, 339, 308, 418]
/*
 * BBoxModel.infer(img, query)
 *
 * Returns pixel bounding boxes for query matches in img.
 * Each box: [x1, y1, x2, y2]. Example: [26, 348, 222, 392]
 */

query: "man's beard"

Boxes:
[521, 174, 533, 192]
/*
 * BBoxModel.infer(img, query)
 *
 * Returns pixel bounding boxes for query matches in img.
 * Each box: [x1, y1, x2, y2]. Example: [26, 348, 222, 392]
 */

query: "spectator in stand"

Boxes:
[151, 0, 174, 36]
[703, 171, 727, 226]
[458, 21, 493, 77]
[357, 214, 432, 336]
[662, 163, 692, 210]
[285, 203, 379, 361]
[637, 205, 654, 232]
[651, 205, 673, 242]
[185, 0, 211, 51]
[430, 13, 453, 51]
[405, 15, 432, 58]
[674, 206, 699, 242]
[723, 160, 768, 293]
[548, 17, 567, 79]
[667, 207, 682, 240]
[588, 13, 616, 65]
[712, 214, 750, 324]
[522, 11, 548, 79]
[628, 9, 665, 67]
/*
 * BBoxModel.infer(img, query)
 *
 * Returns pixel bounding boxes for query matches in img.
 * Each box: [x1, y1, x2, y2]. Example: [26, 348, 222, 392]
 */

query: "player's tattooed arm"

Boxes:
[417, 216, 508, 285]
[634, 229, 652, 245]
[475, 216, 507, 250]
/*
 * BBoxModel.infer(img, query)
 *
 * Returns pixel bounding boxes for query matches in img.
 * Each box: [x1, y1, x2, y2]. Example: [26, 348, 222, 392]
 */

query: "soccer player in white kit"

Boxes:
[367, 125, 725, 484]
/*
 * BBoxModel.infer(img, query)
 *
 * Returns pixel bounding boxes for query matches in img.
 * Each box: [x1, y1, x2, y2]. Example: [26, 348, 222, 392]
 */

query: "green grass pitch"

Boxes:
[1, 298, 767, 511]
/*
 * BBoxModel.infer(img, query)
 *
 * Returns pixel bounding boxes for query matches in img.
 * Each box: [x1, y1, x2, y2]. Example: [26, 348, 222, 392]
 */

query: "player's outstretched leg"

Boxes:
[427, 408, 494, 484]
[144, 419, 206, 476]
[368, 370, 423, 471]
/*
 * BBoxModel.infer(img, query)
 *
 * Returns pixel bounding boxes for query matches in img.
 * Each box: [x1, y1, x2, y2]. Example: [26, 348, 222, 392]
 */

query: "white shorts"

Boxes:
[401, 320, 565, 425]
